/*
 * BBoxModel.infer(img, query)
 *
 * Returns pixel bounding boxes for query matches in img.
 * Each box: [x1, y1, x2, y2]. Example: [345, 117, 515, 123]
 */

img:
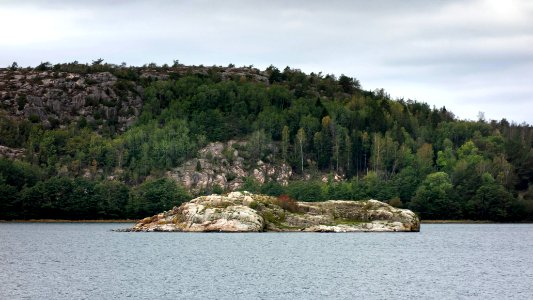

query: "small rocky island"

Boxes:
[126, 192, 420, 232]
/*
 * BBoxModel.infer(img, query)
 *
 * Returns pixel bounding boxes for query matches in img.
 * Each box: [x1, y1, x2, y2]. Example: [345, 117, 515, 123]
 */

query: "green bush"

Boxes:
[29, 114, 40, 123]
[240, 177, 260, 193]
[286, 181, 324, 202]
[260, 181, 285, 196]
[128, 178, 191, 217]
[212, 184, 224, 195]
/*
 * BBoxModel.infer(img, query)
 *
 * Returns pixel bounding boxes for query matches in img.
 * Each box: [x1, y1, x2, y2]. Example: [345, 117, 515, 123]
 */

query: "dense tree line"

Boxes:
[1, 63, 532, 220]
[0, 159, 191, 219]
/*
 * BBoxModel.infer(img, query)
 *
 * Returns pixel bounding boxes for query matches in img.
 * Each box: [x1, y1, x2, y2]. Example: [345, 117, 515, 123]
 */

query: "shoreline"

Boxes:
[2, 219, 530, 224]
[421, 220, 533, 224]
[0, 219, 136, 223]
[421, 220, 493, 224]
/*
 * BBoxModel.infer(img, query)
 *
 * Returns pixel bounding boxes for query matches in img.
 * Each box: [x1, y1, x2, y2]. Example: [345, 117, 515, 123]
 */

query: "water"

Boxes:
[1, 223, 532, 299]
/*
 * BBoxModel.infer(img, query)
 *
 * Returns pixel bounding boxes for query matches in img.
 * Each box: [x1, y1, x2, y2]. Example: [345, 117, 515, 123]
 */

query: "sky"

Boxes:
[1, 0, 532, 124]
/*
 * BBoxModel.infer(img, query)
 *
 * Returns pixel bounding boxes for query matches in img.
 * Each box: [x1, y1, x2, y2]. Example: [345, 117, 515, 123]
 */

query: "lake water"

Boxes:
[1, 223, 532, 299]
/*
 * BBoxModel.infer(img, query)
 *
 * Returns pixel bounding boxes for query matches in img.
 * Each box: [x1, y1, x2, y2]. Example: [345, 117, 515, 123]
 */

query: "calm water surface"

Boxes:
[1, 223, 532, 299]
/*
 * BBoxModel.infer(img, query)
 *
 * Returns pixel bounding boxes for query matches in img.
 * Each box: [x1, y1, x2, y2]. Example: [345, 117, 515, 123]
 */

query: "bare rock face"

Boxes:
[127, 192, 420, 232]
[168, 141, 292, 193]
[0, 145, 25, 159]
[130, 192, 265, 232]
[0, 69, 142, 132]
[0, 65, 268, 133]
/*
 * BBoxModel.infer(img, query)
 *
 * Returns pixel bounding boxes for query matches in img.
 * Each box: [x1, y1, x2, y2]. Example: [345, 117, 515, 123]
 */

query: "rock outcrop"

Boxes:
[0, 69, 142, 132]
[0, 145, 24, 159]
[168, 141, 292, 192]
[127, 192, 420, 232]
[0, 65, 268, 132]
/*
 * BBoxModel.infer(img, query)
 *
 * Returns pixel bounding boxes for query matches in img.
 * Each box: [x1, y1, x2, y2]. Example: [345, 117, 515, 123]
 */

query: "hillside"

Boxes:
[1, 61, 532, 221]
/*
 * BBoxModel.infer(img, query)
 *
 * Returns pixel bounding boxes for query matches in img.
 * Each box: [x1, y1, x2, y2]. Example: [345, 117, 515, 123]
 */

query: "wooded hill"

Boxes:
[1, 61, 532, 221]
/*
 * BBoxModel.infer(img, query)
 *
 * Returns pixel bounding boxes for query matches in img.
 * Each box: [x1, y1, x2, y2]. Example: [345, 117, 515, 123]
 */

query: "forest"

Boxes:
[1, 62, 532, 221]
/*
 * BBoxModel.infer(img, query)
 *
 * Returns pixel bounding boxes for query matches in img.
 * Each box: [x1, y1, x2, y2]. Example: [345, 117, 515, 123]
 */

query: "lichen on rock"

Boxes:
[126, 192, 420, 232]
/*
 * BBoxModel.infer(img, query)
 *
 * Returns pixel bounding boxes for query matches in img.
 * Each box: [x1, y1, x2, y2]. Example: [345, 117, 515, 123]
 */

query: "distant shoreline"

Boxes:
[421, 220, 493, 224]
[421, 220, 533, 224]
[1, 219, 530, 224]
[0, 219, 136, 223]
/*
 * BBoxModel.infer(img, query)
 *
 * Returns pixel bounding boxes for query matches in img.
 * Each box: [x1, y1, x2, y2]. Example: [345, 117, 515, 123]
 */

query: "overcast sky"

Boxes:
[1, 0, 532, 124]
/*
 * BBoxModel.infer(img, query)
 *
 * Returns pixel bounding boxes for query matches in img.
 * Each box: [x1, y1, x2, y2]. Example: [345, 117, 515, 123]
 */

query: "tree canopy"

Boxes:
[0, 63, 532, 221]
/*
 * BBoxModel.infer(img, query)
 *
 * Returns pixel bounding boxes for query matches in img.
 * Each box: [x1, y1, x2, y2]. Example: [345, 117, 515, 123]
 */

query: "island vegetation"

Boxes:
[0, 61, 532, 221]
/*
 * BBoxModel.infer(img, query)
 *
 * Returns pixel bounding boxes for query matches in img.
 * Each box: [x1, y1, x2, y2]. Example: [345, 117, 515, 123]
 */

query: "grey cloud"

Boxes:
[1, 0, 532, 123]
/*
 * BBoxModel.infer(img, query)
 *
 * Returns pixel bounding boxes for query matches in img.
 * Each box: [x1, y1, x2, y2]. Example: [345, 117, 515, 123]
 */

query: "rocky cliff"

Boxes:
[127, 192, 420, 232]
[168, 141, 292, 192]
[0, 64, 268, 132]
[0, 69, 142, 132]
